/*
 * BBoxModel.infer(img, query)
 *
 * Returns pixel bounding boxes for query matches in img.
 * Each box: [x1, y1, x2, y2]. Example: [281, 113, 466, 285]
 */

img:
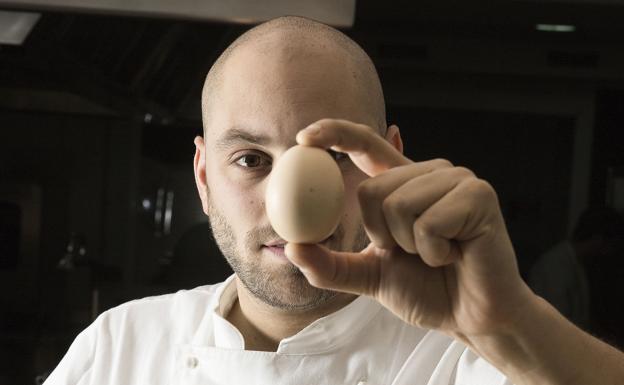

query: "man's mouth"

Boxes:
[264, 239, 287, 247]
[263, 242, 287, 259]
[263, 235, 332, 248]
[262, 235, 333, 259]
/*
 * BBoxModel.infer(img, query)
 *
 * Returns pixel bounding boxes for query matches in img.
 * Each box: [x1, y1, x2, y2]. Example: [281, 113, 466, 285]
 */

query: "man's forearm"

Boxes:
[465, 294, 624, 385]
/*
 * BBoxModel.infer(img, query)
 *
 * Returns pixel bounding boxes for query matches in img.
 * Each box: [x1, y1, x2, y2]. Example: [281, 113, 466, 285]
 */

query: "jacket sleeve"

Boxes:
[43, 318, 98, 385]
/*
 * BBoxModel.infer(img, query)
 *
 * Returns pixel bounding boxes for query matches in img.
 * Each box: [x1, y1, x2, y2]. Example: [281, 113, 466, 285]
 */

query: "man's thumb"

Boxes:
[284, 243, 380, 296]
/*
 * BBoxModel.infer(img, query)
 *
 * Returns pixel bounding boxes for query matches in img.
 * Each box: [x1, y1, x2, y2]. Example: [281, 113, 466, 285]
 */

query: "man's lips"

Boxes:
[263, 235, 332, 248]
[263, 241, 287, 260]
[264, 239, 287, 247]
[262, 236, 333, 261]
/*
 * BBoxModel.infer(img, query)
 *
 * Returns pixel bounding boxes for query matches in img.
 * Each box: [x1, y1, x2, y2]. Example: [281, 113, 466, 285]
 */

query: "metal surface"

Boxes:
[163, 190, 174, 236]
[0, 0, 356, 27]
[0, 10, 39, 45]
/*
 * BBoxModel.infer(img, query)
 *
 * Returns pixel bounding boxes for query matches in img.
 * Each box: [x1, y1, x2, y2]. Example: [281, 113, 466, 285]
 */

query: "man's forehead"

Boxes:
[207, 57, 362, 146]
[211, 124, 302, 151]
[213, 126, 271, 150]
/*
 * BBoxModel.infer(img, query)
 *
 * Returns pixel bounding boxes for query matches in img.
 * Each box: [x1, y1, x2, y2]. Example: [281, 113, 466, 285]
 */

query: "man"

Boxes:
[45, 16, 624, 385]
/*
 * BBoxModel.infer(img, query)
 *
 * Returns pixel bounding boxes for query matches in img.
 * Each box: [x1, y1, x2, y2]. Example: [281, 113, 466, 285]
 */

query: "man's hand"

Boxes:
[285, 119, 624, 385]
[286, 118, 530, 336]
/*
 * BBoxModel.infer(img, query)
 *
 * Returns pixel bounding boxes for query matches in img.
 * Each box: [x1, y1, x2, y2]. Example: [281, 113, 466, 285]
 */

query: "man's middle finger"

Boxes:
[357, 159, 455, 249]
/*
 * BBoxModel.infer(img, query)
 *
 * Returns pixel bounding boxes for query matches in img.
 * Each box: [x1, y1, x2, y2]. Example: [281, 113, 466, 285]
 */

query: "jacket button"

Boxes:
[186, 356, 199, 369]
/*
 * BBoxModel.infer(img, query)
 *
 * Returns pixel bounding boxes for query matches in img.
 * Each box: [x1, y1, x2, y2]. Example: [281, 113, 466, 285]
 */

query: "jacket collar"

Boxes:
[206, 274, 383, 355]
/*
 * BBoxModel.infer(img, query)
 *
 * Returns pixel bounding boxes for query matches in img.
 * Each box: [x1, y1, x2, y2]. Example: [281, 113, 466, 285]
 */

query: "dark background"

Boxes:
[1, 1, 624, 383]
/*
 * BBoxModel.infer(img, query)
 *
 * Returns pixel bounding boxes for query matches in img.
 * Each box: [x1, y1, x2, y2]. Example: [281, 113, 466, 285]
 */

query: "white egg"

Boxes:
[265, 145, 345, 244]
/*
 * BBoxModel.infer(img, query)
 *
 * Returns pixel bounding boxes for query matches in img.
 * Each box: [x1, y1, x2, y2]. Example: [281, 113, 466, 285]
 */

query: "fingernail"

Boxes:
[304, 124, 321, 136]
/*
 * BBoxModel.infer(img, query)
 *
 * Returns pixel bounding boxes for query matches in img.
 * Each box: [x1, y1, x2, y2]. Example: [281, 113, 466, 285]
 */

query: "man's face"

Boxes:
[198, 38, 378, 310]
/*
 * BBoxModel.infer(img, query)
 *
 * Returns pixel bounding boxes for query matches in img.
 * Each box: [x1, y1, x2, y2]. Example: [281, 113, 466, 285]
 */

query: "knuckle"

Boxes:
[381, 195, 408, 217]
[316, 118, 334, 126]
[357, 126, 377, 150]
[357, 179, 383, 202]
[355, 121, 375, 133]
[464, 178, 498, 201]
[381, 197, 393, 216]
[431, 158, 454, 169]
[413, 219, 432, 239]
[452, 166, 476, 179]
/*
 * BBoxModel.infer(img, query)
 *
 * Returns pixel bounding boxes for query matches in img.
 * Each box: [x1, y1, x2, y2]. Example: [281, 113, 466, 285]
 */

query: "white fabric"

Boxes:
[44, 275, 511, 385]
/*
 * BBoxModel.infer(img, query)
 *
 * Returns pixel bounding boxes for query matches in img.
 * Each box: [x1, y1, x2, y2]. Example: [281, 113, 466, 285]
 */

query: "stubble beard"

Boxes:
[206, 200, 369, 311]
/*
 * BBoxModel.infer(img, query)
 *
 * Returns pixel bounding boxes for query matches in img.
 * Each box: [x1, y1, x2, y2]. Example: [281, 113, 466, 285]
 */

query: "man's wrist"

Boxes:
[459, 291, 548, 383]
[463, 291, 623, 385]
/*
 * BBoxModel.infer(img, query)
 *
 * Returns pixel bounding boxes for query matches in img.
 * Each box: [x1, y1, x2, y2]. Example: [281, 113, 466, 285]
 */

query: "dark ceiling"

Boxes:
[2, 0, 624, 123]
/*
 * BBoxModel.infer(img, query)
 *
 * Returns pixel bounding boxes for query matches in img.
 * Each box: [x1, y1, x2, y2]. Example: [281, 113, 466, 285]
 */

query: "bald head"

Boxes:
[201, 16, 386, 135]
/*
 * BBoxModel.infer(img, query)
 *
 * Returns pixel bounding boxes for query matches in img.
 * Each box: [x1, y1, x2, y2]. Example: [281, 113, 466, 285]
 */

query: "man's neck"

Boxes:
[225, 276, 357, 352]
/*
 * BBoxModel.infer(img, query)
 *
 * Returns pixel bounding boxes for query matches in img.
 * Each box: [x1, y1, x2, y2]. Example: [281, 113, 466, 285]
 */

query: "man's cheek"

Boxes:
[225, 187, 266, 222]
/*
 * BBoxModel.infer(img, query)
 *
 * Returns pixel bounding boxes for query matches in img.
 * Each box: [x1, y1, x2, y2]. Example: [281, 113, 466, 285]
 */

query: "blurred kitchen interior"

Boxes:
[1, 0, 624, 383]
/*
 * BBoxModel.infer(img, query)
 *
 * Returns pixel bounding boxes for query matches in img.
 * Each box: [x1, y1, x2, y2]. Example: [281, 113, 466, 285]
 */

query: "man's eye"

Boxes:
[328, 149, 348, 162]
[234, 154, 270, 168]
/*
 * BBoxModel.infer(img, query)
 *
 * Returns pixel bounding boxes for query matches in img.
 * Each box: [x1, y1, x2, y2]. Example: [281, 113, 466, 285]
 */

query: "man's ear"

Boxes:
[193, 136, 210, 215]
[385, 124, 404, 154]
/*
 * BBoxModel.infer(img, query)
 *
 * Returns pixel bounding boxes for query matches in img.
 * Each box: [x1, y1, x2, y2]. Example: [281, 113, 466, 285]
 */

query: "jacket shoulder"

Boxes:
[43, 282, 226, 384]
[97, 282, 223, 341]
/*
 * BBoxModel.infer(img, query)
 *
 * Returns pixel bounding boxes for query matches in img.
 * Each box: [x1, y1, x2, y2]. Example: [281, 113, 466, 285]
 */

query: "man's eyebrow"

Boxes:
[214, 127, 272, 151]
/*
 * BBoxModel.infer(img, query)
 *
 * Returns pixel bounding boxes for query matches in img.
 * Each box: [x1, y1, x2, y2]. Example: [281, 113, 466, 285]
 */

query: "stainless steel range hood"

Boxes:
[0, 0, 356, 27]
[0, 9, 39, 45]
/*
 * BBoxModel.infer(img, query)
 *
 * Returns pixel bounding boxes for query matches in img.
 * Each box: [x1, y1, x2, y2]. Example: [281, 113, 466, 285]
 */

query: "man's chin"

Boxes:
[237, 261, 338, 311]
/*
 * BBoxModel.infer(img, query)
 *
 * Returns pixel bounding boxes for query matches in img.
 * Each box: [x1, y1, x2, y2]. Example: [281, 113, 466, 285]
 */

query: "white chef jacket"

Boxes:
[45, 274, 511, 385]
